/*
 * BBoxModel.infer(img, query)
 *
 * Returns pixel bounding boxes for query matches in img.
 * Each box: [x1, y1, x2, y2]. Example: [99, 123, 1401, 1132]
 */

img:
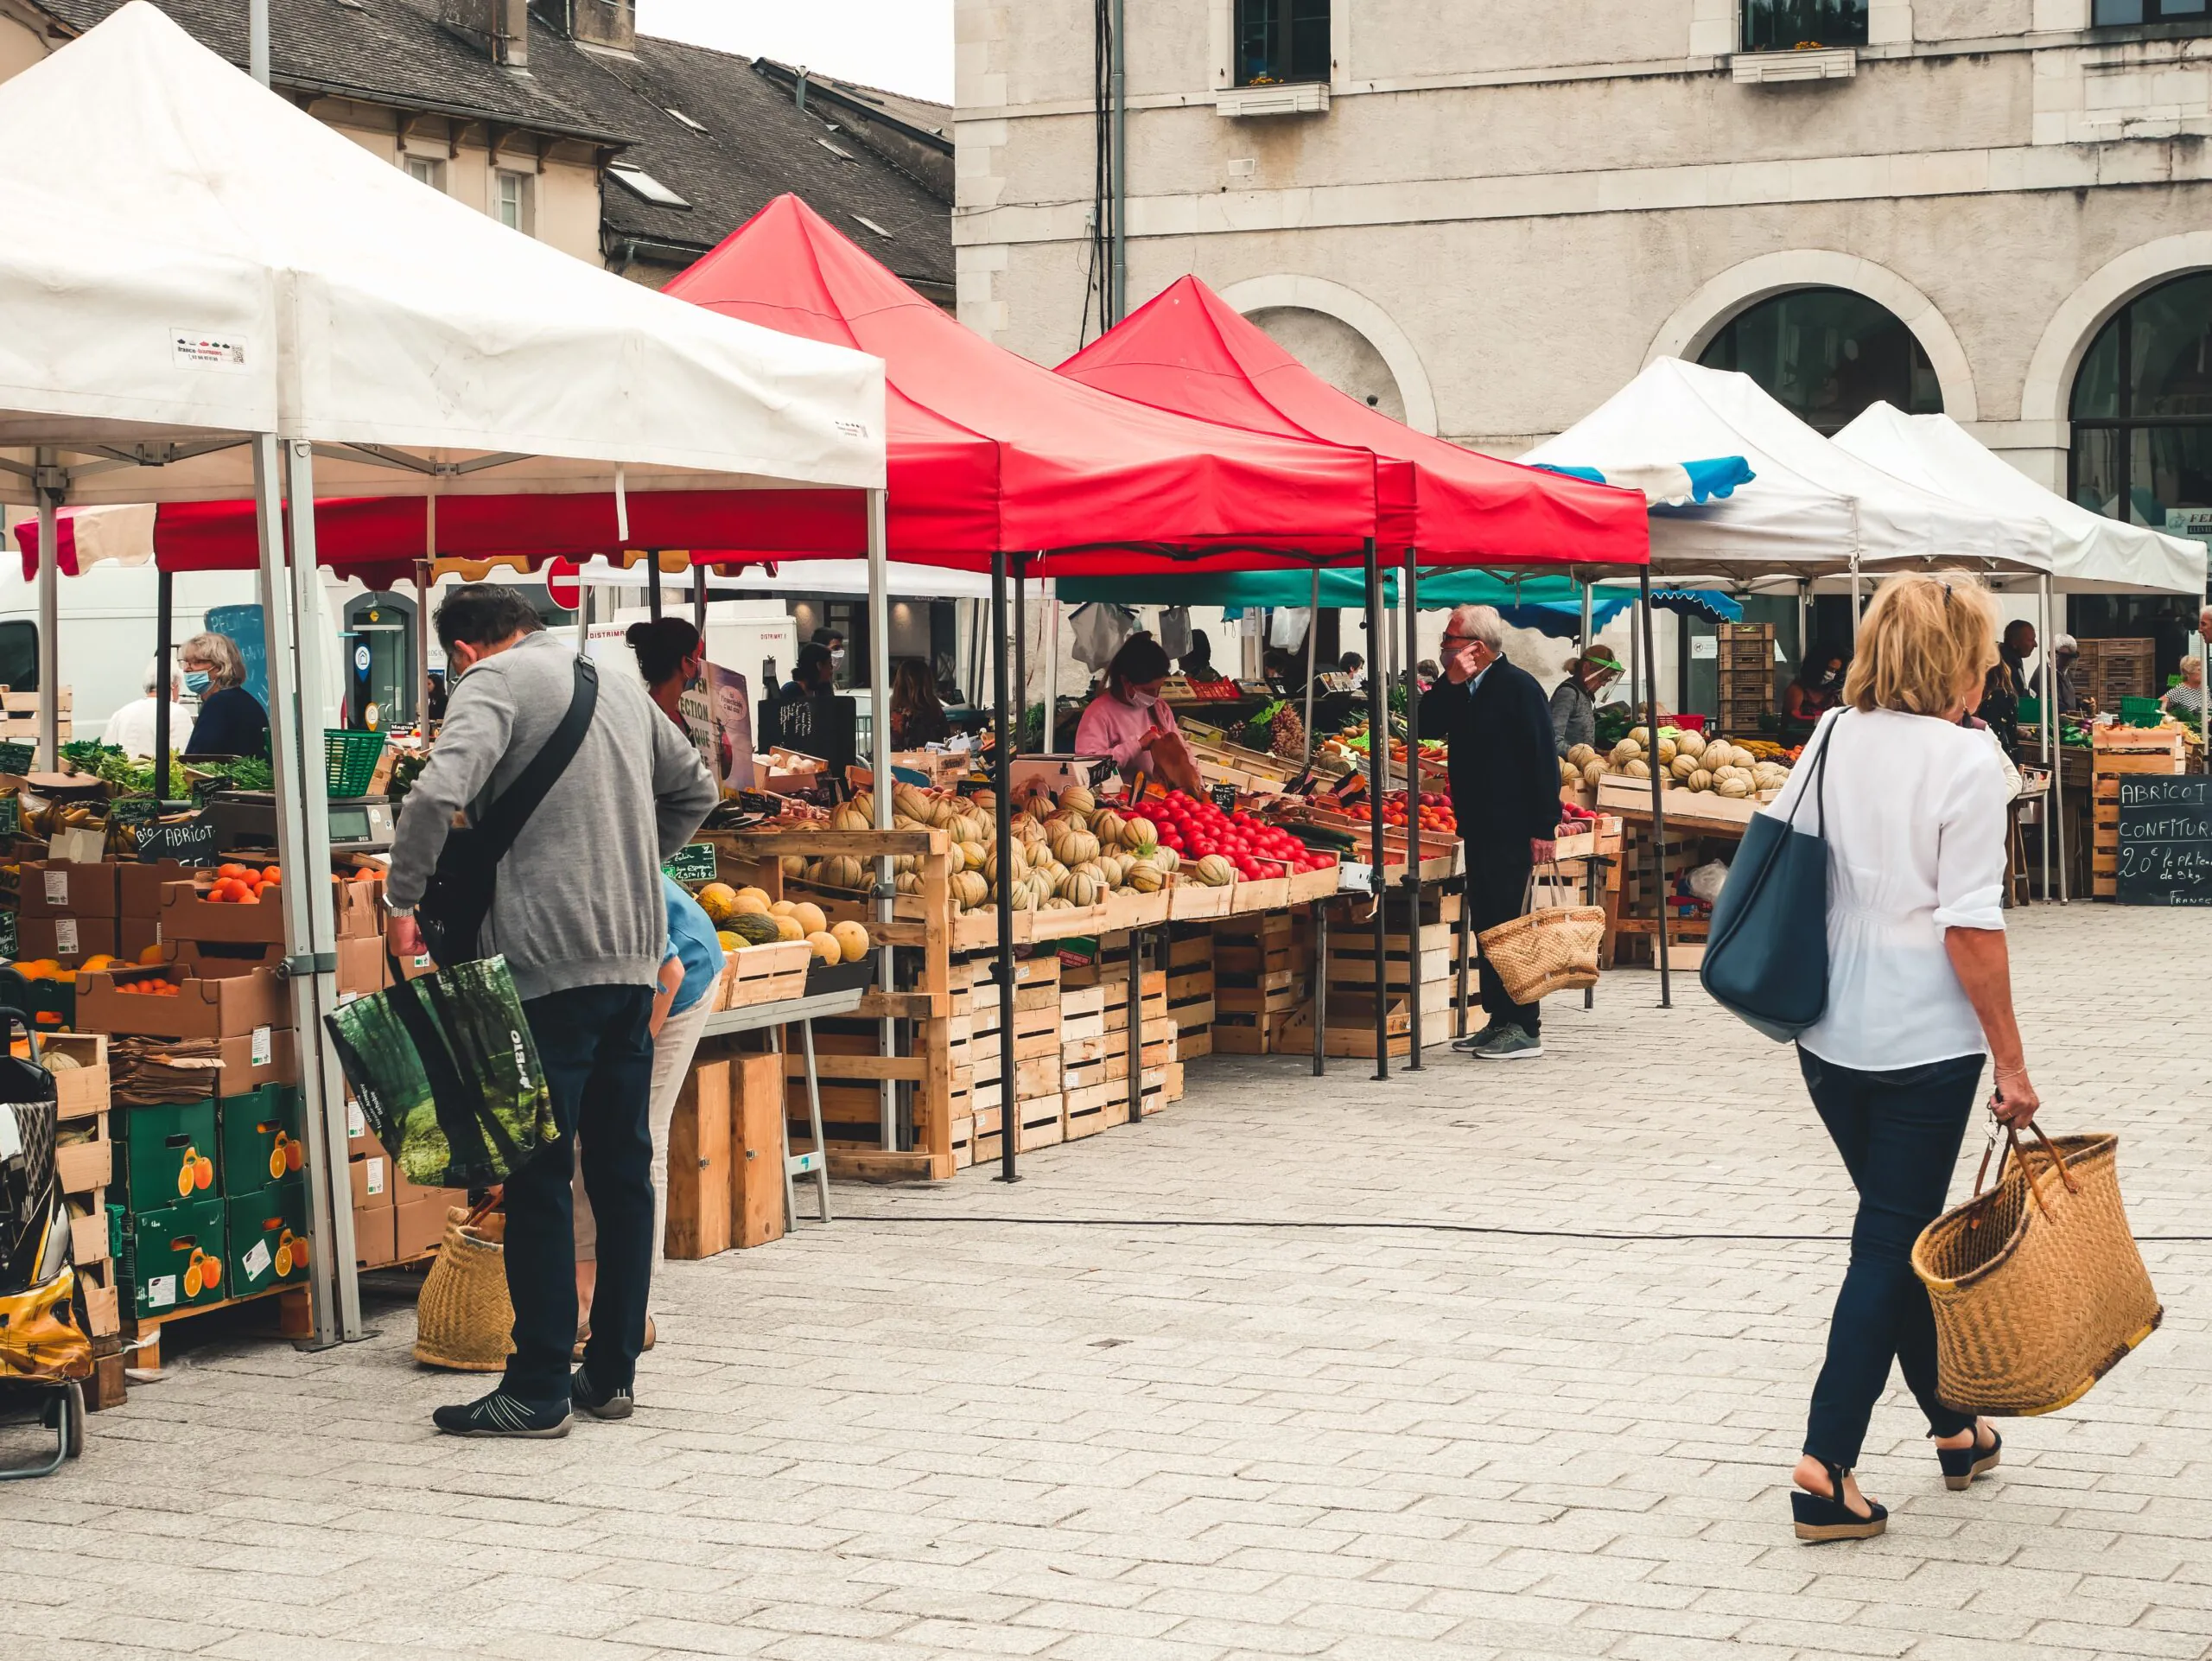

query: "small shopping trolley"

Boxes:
[0, 1015, 90, 1478]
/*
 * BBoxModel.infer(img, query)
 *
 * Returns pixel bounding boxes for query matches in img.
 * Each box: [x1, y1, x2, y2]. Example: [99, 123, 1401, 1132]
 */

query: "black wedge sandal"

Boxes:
[1790, 1460, 1888, 1543]
[1936, 1423, 2001, 1492]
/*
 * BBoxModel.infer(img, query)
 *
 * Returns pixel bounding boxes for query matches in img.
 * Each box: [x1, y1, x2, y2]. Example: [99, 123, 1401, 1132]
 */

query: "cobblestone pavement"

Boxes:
[3, 905, 2208, 1661]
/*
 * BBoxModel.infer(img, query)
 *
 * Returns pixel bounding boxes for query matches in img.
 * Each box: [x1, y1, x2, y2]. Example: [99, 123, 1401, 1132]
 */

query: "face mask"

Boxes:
[1818, 667, 1840, 688]
[1125, 687, 1158, 710]
[831, 649, 846, 667]
[183, 671, 211, 695]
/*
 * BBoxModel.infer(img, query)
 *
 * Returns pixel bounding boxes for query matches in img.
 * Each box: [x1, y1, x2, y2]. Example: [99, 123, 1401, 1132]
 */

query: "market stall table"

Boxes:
[698, 983, 867, 1230]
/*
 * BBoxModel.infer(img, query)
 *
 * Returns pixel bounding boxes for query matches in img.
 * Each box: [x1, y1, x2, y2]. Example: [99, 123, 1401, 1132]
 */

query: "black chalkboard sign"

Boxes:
[2115, 776, 2212, 906]
[762, 692, 856, 776]
[136, 812, 219, 868]
[1211, 783, 1239, 815]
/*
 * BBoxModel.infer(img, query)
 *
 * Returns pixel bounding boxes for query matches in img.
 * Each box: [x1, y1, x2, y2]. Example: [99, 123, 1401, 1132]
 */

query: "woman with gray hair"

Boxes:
[1418, 603, 1564, 1060]
[181, 630, 269, 758]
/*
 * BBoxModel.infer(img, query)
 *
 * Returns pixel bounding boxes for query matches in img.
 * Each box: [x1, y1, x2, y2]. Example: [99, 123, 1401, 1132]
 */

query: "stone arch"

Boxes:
[1216, 274, 1440, 436]
[2021, 232, 2212, 428]
[1644, 250, 1980, 423]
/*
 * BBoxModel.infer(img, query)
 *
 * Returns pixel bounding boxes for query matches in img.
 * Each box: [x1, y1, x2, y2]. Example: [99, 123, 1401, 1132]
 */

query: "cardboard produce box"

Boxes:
[392, 1194, 454, 1261]
[334, 872, 384, 940]
[335, 934, 387, 997]
[352, 1201, 396, 1270]
[215, 1026, 296, 1098]
[14, 913, 118, 968]
[217, 1084, 303, 1194]
[124, 1193, 227, 1318]
[118, 860, 199, 917]
[157, 878, 285, 945]
[343, 1091, 378, 1160]
[117, 919, 162, 965]
[75, 963, 290, 1039]
[169, 939, 284, 978]
[348, 1150, 391, 1211]
[114, 1098, 219, 1212]
[225, 1181, 309, 1297]
[18, 860, 118, 918]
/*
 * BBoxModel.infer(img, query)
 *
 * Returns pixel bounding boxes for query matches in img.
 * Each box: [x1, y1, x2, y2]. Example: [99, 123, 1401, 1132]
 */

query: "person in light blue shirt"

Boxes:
[575, 875, 727, 1351]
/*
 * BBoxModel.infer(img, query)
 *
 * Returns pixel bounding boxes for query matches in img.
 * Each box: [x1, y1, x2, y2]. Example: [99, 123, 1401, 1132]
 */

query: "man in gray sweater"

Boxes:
[387, 585, 716, 1436]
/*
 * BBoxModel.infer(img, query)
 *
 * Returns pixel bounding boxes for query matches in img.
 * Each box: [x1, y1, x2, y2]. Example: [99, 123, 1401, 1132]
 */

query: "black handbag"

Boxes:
[1700, 714, 1839, 1041]
[416, 656, 599, 967]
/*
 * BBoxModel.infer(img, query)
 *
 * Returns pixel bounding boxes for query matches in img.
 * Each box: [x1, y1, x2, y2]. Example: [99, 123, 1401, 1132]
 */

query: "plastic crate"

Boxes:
[325, 729, 385, 797]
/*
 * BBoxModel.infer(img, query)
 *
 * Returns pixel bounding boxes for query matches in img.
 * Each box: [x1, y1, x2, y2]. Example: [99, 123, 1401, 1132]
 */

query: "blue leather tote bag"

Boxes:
[1700, 716, 1838, 1041]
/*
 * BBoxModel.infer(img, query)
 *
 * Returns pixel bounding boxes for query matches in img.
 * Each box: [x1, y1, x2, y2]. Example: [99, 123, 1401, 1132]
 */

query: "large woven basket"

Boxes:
[1476, 884, 1604, 1004]
[1912, 1126, 2161, 1416]
[412, 1207, 515, 1372]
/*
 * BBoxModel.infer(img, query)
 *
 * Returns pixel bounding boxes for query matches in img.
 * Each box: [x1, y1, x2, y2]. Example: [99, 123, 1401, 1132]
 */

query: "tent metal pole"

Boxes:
[1796, 580, 1810, 668]
[257, 436, 360, 1347]
[647, 552, 662, 621]
[414, 558, 433, 731]
[1402, 552, 1423, 1071]
[34, 449, 59, 773]
[250, 0, 269, 85]
[1363, 538, 1389, 1080]
[574, 580, 589, 654]
[867, 492, 895, 1151]
[1043, 572, 1059, 751]
[2053, 582, 2069, 906]
[990, 550, 1020, 1181]
[692, 557, 708, 635]
[2039, 579, 2053, 904]
[153, 570, 173, 789]
[1302, 567, 1319, 769]
[1640, 566, 1672, 1009]
[1013, 563, 1027, 755]
[1849, 558, 1863, 639]
[1580, 579, 1593, 657]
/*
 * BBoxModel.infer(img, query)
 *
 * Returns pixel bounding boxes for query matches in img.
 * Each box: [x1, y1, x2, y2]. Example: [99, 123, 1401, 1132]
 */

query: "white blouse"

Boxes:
[1756, 706, 2008, 1072]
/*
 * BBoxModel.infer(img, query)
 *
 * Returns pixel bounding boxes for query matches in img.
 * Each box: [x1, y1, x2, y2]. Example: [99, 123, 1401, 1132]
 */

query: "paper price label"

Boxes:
[42, 871, 67, 906]
[364, 1156, 385, 1197]
[148, 1275, 178, 1309]
[346, 1099, 365, 1141]
[54, 917, 78, 956]
[241, 1238, 272, 1284]
[251, 1026, 271, 1066]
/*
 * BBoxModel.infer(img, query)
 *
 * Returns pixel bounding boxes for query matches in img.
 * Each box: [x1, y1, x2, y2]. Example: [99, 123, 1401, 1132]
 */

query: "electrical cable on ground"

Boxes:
[832, 1213, 2212, 1245]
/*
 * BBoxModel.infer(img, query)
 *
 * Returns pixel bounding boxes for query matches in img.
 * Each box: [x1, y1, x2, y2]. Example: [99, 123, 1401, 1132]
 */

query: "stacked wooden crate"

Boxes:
[2074, 637, 2158, 710]
[1211, 911, 1311, 1053]
[48, 1032, 124, 1405]
[1714, 623, 1777, 734]
[1309, 890, 1458, 1058]
[1062, 933, 1179, 1136]
[1166, 923, 1215, 1059]
[2090, 723, 2189, 898]
[1, 685, 71, 744]
[962, 951, 1065, 1159]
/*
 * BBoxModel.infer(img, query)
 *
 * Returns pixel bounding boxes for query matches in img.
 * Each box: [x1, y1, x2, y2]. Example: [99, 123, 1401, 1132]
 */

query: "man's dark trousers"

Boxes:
[1466, 837, 1538, 1037]
[502, 983, 656, 1403]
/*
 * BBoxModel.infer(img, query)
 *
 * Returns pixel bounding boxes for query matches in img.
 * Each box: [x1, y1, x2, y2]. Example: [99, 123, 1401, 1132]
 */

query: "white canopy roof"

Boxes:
[0, 3, 884, 508]
[1522, 359, 2054, 581]
[1834, 403, 2205, 596]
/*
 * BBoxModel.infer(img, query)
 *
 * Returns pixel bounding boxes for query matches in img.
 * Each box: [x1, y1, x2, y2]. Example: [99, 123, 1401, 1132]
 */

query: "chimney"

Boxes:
[440, 0, 529, 66]
[565, 0, 636, 53]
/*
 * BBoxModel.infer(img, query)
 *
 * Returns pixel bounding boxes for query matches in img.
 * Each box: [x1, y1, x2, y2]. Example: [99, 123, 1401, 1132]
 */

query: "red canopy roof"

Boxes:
[1057, 276, 1647, 569]
[664, 195, 1383, 574]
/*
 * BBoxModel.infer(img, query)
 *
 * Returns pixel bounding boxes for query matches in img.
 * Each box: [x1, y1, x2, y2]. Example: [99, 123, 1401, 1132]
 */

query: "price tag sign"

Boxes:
[0, 741, 33, 775]
[109, 797, 159, 837]
[0, 912, 16, 959]
[661, 842, 716, 884]
[0, 796, 16, 837]
[1210, 783, 1239, 815]
[137, 812, 219, 867]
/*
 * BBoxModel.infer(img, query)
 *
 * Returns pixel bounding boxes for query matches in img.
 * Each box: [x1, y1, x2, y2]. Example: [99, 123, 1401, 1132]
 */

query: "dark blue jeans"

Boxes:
[1799, 1047, 1982, 1468]
[503, 983, 657, 1403]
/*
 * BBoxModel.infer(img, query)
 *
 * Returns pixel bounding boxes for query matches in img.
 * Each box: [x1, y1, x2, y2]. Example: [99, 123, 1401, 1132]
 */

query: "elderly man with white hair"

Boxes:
[99, 658, 192, 760]
[1417, 604, 1563, 1061]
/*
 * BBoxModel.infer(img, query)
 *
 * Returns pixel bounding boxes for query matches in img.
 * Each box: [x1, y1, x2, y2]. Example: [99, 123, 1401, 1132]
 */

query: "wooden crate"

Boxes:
[718, 941, 812, 1010]
[2090, 726, 2190, 896]
[2075, 637, 2158, 709]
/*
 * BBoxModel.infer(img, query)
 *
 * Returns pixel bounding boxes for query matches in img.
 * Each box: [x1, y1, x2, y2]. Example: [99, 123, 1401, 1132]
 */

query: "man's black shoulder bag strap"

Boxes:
[416, 654, 600, 968]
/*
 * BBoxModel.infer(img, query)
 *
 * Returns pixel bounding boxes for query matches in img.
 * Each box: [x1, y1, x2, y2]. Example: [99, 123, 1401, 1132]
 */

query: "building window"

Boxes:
[1698, 287, 1940, 434]
[2092, 0, 2212, 22]
[1234, 0, 1329, 86]
[493, 169, 532, 233]
[403, 154, 444, 193]
[1740, 0, 1870, 50]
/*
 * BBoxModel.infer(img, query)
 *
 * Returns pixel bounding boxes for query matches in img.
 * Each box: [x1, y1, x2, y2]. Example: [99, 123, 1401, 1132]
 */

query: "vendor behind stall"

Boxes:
[1074, 634, 1203, 794]
[1548, 645, 1621, 756]
[1783, 642, 1850, 738]
[2164, 656, 2207, 722]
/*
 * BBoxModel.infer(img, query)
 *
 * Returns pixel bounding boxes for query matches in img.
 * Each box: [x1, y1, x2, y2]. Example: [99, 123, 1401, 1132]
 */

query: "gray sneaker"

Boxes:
[1471, 1025, 1543, 1061]
[1452, 1019, 1507, 1053]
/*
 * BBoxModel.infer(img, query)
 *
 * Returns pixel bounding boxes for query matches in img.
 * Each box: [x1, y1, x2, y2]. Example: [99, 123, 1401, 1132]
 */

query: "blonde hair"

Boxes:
[1841, 575, 1999, 717]
[181, 631, 246, 690]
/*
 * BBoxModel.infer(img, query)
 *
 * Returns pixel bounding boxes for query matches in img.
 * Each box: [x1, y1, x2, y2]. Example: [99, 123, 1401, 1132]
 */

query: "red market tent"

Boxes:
[1057, 276, 1647, 570]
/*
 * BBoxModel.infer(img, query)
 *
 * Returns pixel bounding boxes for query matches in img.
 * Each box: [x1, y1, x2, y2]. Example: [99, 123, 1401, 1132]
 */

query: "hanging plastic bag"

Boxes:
[324, 956, 557, 1190]
[1271, 607, 1313, 651]
[1070, 602, 1137, 670]
[1155, 606, 1193, 659]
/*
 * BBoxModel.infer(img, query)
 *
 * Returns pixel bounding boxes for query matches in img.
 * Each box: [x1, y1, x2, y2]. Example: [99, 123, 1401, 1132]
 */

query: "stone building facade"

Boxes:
[955, 0, 2212, 648]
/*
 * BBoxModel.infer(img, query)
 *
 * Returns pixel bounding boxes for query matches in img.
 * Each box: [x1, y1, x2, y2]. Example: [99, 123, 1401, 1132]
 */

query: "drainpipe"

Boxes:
[1109, 0, 1127, 324]
[250, 0, 269, 84]
[796, 66, 808, 114]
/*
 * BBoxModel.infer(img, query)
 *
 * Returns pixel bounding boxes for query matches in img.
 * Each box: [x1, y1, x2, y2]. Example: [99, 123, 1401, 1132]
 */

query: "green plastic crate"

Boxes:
[217, 1084, 303, 1196]
[326, 729, 385, 797]
[116, 1098, 219, 1212]
[124, 1194, 227, 1317]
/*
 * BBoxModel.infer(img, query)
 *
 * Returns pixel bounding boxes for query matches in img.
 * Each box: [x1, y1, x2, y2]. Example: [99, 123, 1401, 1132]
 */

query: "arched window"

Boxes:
[1697, 287, 1942, 434]
[2069, 271, 2212, 533]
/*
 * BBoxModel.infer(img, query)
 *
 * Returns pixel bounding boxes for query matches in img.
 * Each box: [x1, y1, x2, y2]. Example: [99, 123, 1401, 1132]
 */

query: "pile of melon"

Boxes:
[1574, 727, 1789, 799]
[697, 882, 869, 965]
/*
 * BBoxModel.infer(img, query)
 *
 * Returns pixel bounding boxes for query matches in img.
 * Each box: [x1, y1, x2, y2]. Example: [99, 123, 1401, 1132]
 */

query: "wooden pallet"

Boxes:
[130, 1281, 313, 1371]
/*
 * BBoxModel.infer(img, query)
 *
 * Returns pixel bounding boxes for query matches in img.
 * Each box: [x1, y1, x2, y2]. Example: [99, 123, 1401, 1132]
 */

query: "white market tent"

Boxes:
[0, 3, 888, 1345]
[1834, 403, 2206, 596]
[1521, 358, 2055, 582]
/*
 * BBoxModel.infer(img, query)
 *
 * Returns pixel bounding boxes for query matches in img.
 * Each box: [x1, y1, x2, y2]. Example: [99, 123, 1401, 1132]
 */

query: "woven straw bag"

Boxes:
[412, 1205, 515, 1372]
[1476, 864, 1604, 1004]
[1912, 1121, 2161, 1416]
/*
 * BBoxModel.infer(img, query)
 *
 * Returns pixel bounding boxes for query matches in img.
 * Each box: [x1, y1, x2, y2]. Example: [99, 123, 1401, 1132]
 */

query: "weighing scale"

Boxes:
[204, 792, 396, 855]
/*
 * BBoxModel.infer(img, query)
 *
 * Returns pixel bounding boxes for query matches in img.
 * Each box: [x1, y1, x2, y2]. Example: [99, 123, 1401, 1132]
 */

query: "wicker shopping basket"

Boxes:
[1912, 1122, 2161, 1417]
[1475, 864, 1604, 1004]
[412, 1203, 515, 1371]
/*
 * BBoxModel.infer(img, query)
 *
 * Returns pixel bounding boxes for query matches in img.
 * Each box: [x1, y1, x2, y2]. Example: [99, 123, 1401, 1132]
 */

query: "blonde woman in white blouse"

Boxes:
[1763, 574, 2041, 1544]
